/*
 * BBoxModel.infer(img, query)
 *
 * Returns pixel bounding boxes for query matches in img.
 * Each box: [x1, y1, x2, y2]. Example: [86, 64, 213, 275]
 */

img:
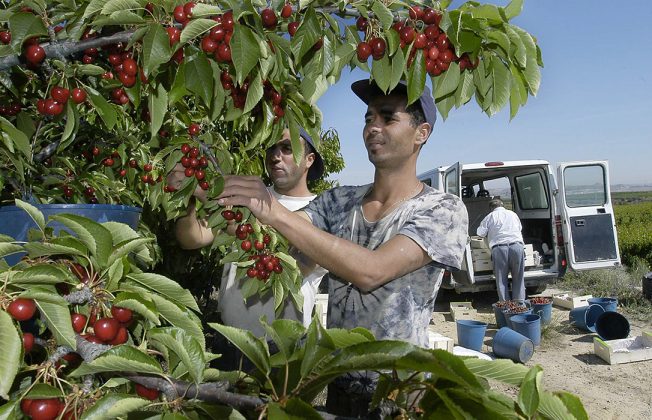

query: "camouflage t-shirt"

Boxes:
[303, 183, 468, 347]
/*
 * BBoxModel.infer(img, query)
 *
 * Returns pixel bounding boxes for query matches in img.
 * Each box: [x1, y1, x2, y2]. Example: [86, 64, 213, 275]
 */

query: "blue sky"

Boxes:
[317, 0, 652, 186]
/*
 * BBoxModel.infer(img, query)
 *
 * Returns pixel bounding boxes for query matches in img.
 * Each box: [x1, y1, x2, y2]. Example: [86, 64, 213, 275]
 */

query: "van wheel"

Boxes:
[526, 285, 547, 295]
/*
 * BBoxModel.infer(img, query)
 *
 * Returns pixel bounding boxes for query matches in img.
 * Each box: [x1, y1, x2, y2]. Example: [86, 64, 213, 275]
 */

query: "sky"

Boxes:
[316, 0, 652, 187]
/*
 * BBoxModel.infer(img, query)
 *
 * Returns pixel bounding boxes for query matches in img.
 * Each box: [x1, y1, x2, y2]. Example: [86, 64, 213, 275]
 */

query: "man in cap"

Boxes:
[169, 127, 326, 370]
[216, 80, 468, 415]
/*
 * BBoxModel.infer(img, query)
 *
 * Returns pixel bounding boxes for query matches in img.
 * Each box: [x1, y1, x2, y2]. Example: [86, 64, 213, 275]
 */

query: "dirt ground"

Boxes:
[432, 287, 652, 419]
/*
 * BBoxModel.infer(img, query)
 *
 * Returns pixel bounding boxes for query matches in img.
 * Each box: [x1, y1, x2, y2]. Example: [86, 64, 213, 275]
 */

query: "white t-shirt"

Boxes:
[217, 188, 327, 337]
[476, 207, 523, 249]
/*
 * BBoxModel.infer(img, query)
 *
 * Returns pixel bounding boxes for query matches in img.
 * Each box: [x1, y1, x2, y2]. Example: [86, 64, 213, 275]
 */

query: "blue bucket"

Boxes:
[569, 304, 605, 332]
[531, 300, 553, 325]
[456, 320, 487, 351]
[504, 307, 533, 329]
[510, 314, 541, 346]
[595, 311, 630, 340]
[0, 204, 142, 265]
[492, 327, 534, 363]
[587, 297, 618, 312]
[493, 303, 508, 328]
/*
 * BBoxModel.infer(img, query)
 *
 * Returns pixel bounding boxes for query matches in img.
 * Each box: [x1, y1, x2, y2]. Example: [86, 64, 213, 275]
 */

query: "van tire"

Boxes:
[526, 284, 547, 295]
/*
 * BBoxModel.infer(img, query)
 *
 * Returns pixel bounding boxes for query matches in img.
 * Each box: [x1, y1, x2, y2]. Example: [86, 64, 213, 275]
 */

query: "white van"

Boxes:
[418, 160, 621, 294]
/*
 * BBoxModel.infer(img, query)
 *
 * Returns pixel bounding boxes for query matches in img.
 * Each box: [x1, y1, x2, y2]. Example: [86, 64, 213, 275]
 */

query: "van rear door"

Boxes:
[443, 163, 475, 283]
[557, 161, 621, 270]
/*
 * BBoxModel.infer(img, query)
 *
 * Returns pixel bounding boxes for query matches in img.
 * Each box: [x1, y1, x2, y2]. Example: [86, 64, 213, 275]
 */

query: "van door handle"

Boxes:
[575, 219, 585, 227]
[597, 208, 605, 213]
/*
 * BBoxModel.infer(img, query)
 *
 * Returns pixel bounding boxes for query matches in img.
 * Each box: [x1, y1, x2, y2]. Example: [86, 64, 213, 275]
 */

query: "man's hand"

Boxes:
[166, 163, 208, 202]
[217, 175, 285, 225]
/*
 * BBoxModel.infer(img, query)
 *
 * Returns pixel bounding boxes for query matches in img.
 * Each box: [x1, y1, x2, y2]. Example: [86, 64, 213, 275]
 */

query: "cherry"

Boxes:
[210, 25, 226, 42]
[71, 87, 87, 104]
[103, 158, 114, 167]
[122, 58, 138, 76]
[281, 3, 292, 19]
[111, 306, 133, 323]
[222, 11, 235, 31]
[241, 240, 252, 251]
[0, 30, 11, 44]
[247, 267, 258, 278]
[28, 398, 62, 420]
[101, 71, 114, 80]
[181, 156, 191, 168]
[195, 170, 205, 180]
[135, 383, 160, 400]
[83, 334, 104, 344]
[216, 43, 231, 62]
[173, 5, 187, 23]
[425, 24, 440, 40]
[199, 181, 209, 190]
[201, 36, 217, 53]
[263, 234, 271, 244]
[409, 5, 424, 20]
[71, 263, 90, 282]
[261, 8, 277, 28]
[288, 21, 299, 37]
[7, 298, 37, 321]
[20, 399, 33, 414]
[222, 210, 235, 220]
[234, 211, 243, 222]
[414, 33, 428, 49]
[254, 240, 265, 251]
[400, 26, 415, 44]
[71, 313, 87, 333]
[23, 332, 35, 353]
[188, 123, 200, 136]
[369, 37, 386, 60]
[128, 158, 138, 168]
[198, 156, 208, 167]
[108, 326, 128, 345]
[439, 49, 454, 63]
[428, 46, 440, 61]
[312, 38, 323, 50]
[51, 86, 70, 104]
[184, 167, 195, 177]
[423, 7, 441, 25]
[93, 317, 120, 342]
[180, 143, 191, 154]
[356, 16, 368, 32]
[119, 72, 136, 88]
[166, 27, 181, 45]
[189, 147, 199, 158]
[184, 1, 196, 18]
[435, 33, 450, 50]
[25, 44, 46, 65]
[143, 163, 153, 172]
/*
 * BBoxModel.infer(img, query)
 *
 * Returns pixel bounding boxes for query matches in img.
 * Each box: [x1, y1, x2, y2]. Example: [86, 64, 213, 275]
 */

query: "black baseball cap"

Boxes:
[298, 127, 324, 181]
[351, 79, 437, 134]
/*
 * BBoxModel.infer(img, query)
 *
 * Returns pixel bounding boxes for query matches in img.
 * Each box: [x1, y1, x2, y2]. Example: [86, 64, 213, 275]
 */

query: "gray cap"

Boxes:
[351, 80, 437, 131]
[298, 127, 324, 181]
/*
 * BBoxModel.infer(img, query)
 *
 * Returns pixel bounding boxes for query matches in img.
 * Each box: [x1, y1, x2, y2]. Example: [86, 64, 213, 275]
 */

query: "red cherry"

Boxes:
[83, 334, 104, 344]
[195, 169, 205, 180]
[71, 313, 87, 333]
[20, 399, 33, 414]
[23, 332, 35, 353]
[0, 31, 11, 44]
[103, 158, 114, 167]
[50, 86, 70, 104]
[234, 211, 243, 222]
[210, 25, 226, 42]
[93, 317, 120, 342]
[188, 123, 200, 137]
[173, 5, 187, 23]
[135, 383, 160, 400]
[369, 37, 386, 60]
[201, 36, 217, 53]
[247, 267, 258, 278]
[356, 16, 368, 32]
[423, 8, 440, 25]
[222, 11, 234, 31]
[216, 43, 231, 62]
[143, 163, 153, 172]
[428, 46, 440, 61]
[435, 33, 450, 50]
[254, 240, 265, 251]
[122, 58, 138, 76]
[108, 326, 128, 345]
[119, 72, 136, 88]
[71, 87, 87, 104]
[189, 147, 199, 158]
[101, 71, 114, 80]
[409, 5, 424, 20]
[288, 21, 299, 37]
[440, 49, 454, 63]
[241, 240, 252, 251]
[184, 1, 196, 18]
[281, 3, 292, 19]
[221, 210, 235, 220]
[25, 44, 46, 65]
[356, 42, 371, 61]
[111, 306, 133, 323]
[184, 167, 195, 177]
[166, 27, 181, 45]
[261, 8, 278, 28]
[399, 26, 415, 44]
[199, 181, 209, 190]
[28, 399, 62, 420]
[7, 298, 37, 321]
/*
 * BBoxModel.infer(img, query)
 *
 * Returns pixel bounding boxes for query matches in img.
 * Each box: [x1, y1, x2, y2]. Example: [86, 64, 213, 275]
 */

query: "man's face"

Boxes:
[265, 129, 313, 190]
[363, 93, 424, 166]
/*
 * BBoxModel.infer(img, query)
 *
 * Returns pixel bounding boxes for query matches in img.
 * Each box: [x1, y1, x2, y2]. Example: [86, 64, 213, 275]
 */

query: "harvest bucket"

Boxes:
[456, 320, 487, 351]
[0, 204, 142, 265]
[492, 327, 534, 363]
[509, 314, 542, 346]
[569, 304, 605, 332]
[530, 298, 553, 325]
[587, 297, 618, 312]
[492, 303, 508, 328]
[595, 311, 630, 340]
[504, 307, 533, 329]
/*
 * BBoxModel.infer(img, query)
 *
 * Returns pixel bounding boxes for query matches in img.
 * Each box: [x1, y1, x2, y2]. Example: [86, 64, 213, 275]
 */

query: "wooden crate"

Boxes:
[451, 307, 478, 321]
[449, 302, 473, 312]
[594, 332, 652, 365]
[552, 293, 593, 309]
[427, 327, 454, 352]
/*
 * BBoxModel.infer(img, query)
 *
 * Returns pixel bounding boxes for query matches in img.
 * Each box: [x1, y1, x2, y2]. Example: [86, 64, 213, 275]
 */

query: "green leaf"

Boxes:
[512, 26, 540, 95]
[407, 49, 427, 105]
[505, 0, 524, 19]
[49, 214, 112, 267]
[25, 383, 65, 399]
[8, 12, 47, 50]
[434, 61, 461, 100]
[107, 237, 152, 267]
[84, 0, 110, 18]
[471, 4, 505, 23]
[299, 318, 335, 378]
[24, 242, 87, 258]
[0, 116, 30, 158]
[59, 101, 79, 148]
[180, 18, 217, 44]
[36, 299, 76, 349]
[291, 7, 320, 63]
[169, 60, 189, 105]
[88, 89, 117, 130]
[263, 319, 305, 360]
[323, 328, 372, 348]
[370, 2, 393, 30]
[269, 398, 323, 419]
[517, 365, 541, 417]
[112, 292, 160, 325]
[230, 25, 260, 86]
[463, 358, 528, 386]
[101, 0, 141, 15]
[506, 26, 526, 68]
[14, 199, 44, 231]
[78, 64, 108, 76]
[12, 264, 75, 285]
[194, 403, 247, 420]
[487, 30, 511, 55]
[489, 55, 510, 116]
[389, 48, 405, 91]
[370, 53, 391, 93]
[0, 243, 23, 259]
[554, 391, 589, 420]
[142, 23, 172, 77]
[127, 272, 199, 312]
[80, 393, 150, 420]
[71, 345, 163, 376]
[148, 327, 205, 383]
[0, 311, 21, 400]
[537, 391, 576, 420]
[149, 83, 168, 140]
[0, 400, 19, 420]
[209, 323, 270, 375]
[148, 293, 205, 350]
[185, 54, 214, 107]
[455, 70, 475, 107]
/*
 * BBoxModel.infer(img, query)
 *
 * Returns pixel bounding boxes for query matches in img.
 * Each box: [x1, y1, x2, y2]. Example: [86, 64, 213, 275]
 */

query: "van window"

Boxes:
[563, 165, 607, 207]
[445, 167, 458, 196]
[422, 178, 431, 187]
[515, 172, 549, 210]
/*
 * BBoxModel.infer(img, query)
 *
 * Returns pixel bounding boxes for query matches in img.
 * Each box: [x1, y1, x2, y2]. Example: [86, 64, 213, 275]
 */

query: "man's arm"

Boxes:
[217, 176, 431, 292]
[476, 214, 489, 237]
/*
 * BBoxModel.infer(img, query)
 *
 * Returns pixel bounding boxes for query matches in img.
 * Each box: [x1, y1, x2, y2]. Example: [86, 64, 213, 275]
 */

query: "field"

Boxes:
[614, 191, 652, 269]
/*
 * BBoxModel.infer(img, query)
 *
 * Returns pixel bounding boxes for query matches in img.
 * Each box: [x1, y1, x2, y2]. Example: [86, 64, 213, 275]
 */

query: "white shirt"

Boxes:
[476, 207, 523, 249]
[217, 188, 327, 337]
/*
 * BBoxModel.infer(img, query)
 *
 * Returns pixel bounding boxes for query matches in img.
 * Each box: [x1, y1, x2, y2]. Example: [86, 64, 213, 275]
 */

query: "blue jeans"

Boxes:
[491, 243, 525, 301]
